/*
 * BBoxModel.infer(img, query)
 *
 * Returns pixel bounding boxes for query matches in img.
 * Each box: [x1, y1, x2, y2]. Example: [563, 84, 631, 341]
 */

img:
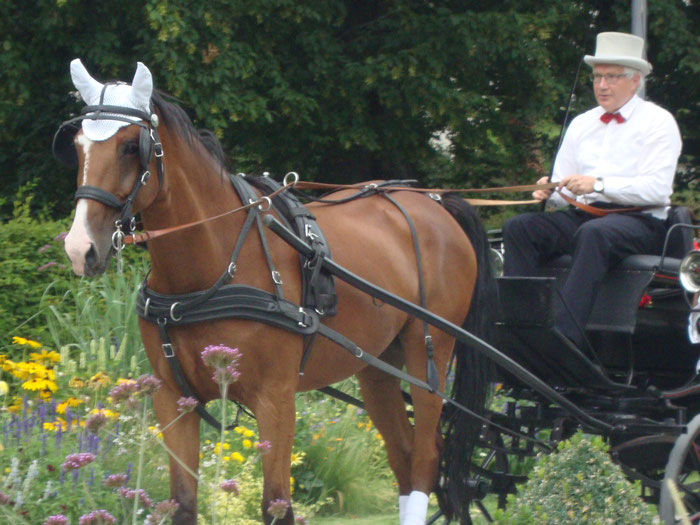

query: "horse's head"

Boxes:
[55, 59, 163, 276]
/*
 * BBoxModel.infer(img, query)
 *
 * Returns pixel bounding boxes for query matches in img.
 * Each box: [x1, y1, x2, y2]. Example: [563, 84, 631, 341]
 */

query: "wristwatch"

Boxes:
[593, 177, 604, 193]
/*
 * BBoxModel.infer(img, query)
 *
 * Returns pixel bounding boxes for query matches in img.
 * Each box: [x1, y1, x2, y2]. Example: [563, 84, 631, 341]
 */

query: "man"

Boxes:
[502, 32, 682, 348]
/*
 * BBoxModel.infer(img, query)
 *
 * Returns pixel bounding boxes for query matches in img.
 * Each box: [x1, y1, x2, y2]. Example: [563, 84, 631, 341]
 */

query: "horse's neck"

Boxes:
[141, 143, 244, 294]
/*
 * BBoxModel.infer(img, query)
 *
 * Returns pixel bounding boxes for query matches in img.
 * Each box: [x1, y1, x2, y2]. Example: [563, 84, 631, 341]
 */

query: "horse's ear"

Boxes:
[130, 62, 153, 109]
[70, 59, 103, 105]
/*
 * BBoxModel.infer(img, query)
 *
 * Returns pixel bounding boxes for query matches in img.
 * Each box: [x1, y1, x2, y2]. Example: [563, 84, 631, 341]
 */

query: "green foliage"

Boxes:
[0, 212, 72, 344]
[493, 431, 655, 525]
[293, 387, 395, 515]
[1, 1, 697, 220]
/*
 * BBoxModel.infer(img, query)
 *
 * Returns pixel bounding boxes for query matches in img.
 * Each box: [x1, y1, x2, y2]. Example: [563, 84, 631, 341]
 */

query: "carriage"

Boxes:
[54, 59, 700, 525]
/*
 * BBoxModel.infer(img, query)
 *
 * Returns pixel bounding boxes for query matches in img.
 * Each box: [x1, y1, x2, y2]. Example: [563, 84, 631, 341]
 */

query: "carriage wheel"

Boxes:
[660, 413, 700, 524]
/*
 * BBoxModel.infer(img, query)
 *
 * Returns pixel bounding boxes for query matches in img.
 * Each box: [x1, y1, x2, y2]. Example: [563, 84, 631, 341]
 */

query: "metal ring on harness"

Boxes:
[170, 302, 182, 322]
[250, 196, 271, 212]
[111, 226, 124, 252]
[283, 172, 299, 188]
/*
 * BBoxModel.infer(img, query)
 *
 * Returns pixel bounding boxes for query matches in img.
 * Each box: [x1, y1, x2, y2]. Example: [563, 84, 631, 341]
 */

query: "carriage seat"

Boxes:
[545, 205, 695, 278]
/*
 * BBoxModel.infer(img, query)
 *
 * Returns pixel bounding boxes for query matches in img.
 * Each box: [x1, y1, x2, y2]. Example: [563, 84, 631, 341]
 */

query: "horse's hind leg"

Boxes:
[355, 340, 415, 522]
[401, 325, 454, 525]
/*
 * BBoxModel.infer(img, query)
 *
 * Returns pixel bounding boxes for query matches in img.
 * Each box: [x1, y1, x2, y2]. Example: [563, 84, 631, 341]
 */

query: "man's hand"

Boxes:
[532, 176, 553, 201]
[558, 174, 596, 195]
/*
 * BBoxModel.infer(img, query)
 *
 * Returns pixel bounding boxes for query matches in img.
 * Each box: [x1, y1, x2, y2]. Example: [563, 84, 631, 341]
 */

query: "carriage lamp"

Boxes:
[489, 248, 504, 277]
[679, 250, 700, 293]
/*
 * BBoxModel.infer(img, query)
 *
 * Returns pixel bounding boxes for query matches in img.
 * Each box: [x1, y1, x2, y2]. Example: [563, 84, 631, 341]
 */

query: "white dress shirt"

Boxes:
[548, 94, 682, 220]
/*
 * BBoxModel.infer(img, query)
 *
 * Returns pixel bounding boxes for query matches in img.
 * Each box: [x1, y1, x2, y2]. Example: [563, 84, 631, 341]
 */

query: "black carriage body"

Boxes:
[484, 206, 700, 514]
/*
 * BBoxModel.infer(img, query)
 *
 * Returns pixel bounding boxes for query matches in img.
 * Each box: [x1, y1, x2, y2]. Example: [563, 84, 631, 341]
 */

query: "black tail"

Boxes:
[437, 193, 497, 524]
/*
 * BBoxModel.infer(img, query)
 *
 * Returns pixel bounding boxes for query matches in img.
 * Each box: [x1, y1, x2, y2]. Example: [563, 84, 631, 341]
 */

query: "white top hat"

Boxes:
[583, 32, 652, 76]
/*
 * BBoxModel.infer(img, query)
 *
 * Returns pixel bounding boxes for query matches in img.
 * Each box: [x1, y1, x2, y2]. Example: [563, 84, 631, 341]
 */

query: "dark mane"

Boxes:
[150, 91, 228, 169]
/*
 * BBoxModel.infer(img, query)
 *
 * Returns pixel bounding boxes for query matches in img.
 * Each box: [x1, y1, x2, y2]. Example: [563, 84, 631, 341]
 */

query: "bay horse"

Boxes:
[57, 60, 495, 525]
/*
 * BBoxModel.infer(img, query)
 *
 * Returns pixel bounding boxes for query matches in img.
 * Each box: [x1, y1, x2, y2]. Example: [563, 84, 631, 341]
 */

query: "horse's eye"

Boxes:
[123, 141, 139, 156]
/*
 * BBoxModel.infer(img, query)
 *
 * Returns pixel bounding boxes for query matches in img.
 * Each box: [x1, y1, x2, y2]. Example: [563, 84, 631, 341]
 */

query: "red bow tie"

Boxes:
[600, 112, 626, 124]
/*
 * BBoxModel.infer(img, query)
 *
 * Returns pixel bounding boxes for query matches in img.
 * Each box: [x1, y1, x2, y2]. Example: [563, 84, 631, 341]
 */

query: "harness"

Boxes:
[53, 97, 443, 430]
[53, 84, 165, 269]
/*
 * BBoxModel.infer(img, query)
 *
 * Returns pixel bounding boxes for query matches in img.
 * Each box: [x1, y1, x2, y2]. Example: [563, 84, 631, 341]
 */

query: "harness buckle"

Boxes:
[298, 307, 313, 328]
[227, 263, 237, 278]
[162, 343, 175, 358]
[305, 224, 319, 241]
[272, 271, 283, 285]
[141, 170, 151, 185]
[427, 193, 442, 202]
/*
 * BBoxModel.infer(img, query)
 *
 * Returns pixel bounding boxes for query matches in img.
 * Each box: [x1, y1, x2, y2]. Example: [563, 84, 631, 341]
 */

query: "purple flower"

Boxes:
[43, 515, 69, 525]
[63, 452, 96, 471]
[145, 499, 180, 524]
[267, 499, 290, 520]
[118, 487, 154, 508]
[220, 479, 240, 495]
[295, 517, 309, 525]
[176, 396, 198, 414]
[39, 244, 52, 253]
[54, 232, 68, 242]
[136, 375, 162, 396]
[102, 473, 128, 488]
[78, 510, 115, 525]
[109, 381, 139, 404]
[212, 365, 241, 386]
[256, 440, 272, 454]
[0, 492, 10, 505]
[85, 412, 108, 434]
[201, 344, 241, 369]
[38, 261, 66, 272]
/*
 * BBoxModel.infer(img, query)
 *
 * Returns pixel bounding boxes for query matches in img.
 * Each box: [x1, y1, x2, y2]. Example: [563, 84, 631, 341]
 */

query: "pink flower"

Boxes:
[102, 473, 128, 488]
[43, 515, 69, 525]
[85, 412, 108, 434]
[54, 232, 68, 242]
[220, 479, 240, 495]
[63, 452, 96, 471]
[267, 499, 290, 520]
[256, 440, 272, 454]
[201, 344, 241, 369]
[145, 499, 179, 525]
[109, 381, 139, 403]
[212, 365, 241, 386]
[118, 487, 154, 508]
[176, 396, 198, 414]
[136, 374, 162, 395]
[78, 510, 115, 525]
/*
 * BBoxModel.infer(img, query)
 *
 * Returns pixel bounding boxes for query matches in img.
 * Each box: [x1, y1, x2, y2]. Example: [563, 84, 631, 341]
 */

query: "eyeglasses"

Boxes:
[589, 73, 632, 85]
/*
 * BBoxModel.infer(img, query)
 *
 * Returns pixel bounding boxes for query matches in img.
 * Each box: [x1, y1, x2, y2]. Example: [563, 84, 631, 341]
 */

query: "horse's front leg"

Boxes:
[153, 384, 202, 525]
[252, 386, 297, 525]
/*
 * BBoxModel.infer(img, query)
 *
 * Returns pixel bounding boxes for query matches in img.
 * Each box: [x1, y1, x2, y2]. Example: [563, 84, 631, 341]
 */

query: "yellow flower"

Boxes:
[243, 428, 255, 438]
[230, 452, 245, 463]
[88, 372, 111, 389]
[12, 337, 42, 349]
[7, 397, 22, 414]
[242, 439, 252, 449]
[0, 381, 8, 396]
[148, 426, 163, 439]
[68, 377, 85, 389]
[88, 408, 119, 419]
[290, 452, 305, 466]
[214, 442, 230, 455]
[21, 377, 58, 393]
[43, 418, 68, 432]
[290, 476, 295, 495]
[116, 378, 136, 385]
[29, 350, 60, 365]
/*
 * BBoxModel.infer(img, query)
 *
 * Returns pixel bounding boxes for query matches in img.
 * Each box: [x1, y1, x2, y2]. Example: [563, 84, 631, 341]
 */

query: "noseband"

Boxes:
[53, 86, 165, 248]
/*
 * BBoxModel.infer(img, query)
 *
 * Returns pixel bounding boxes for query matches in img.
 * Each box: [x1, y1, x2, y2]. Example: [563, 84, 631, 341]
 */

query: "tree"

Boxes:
[0, 0, 697, 220]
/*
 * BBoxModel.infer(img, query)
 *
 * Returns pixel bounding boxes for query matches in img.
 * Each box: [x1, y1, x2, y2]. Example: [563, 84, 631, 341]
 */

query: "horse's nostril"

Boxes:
[85, 243, 97, 267]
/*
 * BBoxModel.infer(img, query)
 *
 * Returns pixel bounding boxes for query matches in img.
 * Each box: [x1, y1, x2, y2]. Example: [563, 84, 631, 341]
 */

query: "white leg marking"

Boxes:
[65, 200, 92, 276]
[76, 133, 93, 186]
[403, 491, 429, 525]
[399, 494, 409, 524]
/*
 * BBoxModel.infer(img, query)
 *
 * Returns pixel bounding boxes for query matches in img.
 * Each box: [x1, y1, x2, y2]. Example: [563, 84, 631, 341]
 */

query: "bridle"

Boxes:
[53, 85, 165, 256]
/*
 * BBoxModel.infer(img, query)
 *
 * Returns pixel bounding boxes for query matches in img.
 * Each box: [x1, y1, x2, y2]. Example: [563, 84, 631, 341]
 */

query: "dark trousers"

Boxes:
[502, 207, 667, 346]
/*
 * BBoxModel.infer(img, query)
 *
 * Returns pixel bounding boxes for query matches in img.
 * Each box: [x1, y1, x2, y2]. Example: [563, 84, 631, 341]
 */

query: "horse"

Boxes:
[57, 60, 495, 525]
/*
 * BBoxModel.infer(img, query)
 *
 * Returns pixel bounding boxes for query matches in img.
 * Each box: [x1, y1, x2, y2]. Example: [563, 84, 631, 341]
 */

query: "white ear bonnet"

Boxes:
[70, 59, 154, 141]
